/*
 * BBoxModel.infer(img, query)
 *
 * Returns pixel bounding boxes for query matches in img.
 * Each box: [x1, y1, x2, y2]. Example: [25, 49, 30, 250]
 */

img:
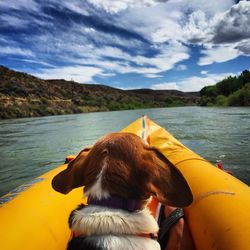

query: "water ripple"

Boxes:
[0, 107, 249, 196]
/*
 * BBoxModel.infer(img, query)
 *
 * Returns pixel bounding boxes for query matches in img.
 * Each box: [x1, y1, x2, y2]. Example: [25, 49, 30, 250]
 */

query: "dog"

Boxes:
[52, 132, 193, 250]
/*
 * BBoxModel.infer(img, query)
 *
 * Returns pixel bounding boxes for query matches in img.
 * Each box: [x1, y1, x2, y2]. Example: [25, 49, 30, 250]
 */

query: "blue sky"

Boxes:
[0, 0, 249, 91]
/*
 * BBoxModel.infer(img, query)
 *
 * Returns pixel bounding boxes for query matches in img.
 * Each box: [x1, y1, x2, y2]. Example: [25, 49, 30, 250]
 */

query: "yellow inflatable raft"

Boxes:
[0, 117, 250, 250]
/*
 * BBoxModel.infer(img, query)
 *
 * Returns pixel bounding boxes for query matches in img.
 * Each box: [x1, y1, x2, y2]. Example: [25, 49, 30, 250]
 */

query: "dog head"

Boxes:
[52, 132, 192, 207]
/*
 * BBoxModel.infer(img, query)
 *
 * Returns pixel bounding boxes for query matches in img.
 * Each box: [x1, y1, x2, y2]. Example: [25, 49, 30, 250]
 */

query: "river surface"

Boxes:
[0, 107, 249, 196]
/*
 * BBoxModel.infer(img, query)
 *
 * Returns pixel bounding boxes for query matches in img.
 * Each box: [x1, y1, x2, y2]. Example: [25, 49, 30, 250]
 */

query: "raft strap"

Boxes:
[158, 207, 184, 249]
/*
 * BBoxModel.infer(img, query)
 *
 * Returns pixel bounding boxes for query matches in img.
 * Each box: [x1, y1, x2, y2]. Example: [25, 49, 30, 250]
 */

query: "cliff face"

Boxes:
[0, 66, 199, 119]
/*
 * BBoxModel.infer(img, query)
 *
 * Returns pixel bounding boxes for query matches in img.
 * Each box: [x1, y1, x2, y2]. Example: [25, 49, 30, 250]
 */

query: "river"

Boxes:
[0, 106, 249, 196]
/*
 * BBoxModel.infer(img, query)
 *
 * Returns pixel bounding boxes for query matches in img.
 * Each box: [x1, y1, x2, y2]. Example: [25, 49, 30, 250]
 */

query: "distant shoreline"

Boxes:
[1, 104, 200, 120]
[1, 66, 249, 120]
[0, 65, 199, 119]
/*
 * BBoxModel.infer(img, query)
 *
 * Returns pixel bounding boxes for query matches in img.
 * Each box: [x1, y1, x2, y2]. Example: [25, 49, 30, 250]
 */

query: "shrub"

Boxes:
[199, 96, 213, 106]
[215, 95, 228, 106]
[228, 84, 250, 106]
[200, 85, 218, 97]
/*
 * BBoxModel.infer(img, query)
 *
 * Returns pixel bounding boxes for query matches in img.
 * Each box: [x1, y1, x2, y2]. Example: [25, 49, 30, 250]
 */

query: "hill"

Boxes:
[0, 65, 199, 119]
[199, 70, 250, 106]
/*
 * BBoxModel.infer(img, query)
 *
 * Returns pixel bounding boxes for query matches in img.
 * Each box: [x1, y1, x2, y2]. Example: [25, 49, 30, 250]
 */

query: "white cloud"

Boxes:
[0, 14, 29, 27]
[151, 72, 236, 92]
[198, 45, 241, 65]
[0, 0, 39, 11]
[180, 0, 234, 15]
[212, 0, 250, 44]
[200, 70, 208, 75]
[109, 0, 249, 69]
[87, 0, 234, 15]
[116, 0, 235, 44]
[117, 3, 184, 43]
[95, 46, 130, 60]
[0, 46, 34, 57]
[181, 1, 250, 46]
[118, 84, 145, 90]
[151, 82, 179, 90]
[195, 1, 250, 64]
[183, 10, 212, 44]
[18, 59, 54, 67]
[1, 0, 249, 85]
[114, 0, 249, 66]
[131, 42, 190, 72]
[144, 73, 164, 78]
[62, 1, 90, 16]
[87, 0, 161, 14]
[72, 42, 189, 77]
[34, 66, 103, 83]
[235, 39, 250, 55]
[98, 72, 116, 78]
[177, 74, 230, 92]
[150, 19, 184, 43]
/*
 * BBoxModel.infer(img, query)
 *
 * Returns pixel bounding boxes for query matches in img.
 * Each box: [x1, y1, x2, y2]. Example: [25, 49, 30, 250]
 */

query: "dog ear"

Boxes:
[147, 147, 193, 207]
[52, 148, 91, 194]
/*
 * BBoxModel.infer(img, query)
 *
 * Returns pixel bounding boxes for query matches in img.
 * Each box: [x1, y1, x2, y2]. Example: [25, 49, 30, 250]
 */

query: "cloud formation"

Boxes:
[35, 66, 103, 83]
[0, 0, 249, 91]
[86, 0, 169, 14]
[198, 45, 241, 65]
[151, 72, 237, 92]
[212, 0, 250, 44]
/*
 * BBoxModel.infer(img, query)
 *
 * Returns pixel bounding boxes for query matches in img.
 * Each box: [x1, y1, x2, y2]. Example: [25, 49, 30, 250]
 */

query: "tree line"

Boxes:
[199, 70, 250, 106]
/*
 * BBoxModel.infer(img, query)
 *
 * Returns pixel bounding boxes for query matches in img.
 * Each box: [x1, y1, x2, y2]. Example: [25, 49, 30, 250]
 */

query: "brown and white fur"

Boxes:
[52, 132, 193, 250]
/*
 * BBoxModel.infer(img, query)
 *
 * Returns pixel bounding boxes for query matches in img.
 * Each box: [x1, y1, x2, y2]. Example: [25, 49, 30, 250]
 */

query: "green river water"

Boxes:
[0, 106, 249, 196]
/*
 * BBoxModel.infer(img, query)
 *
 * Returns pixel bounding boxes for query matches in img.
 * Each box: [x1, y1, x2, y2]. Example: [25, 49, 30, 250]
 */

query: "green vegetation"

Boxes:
[199, 70, 250, 106]
[0, 66, 199, 119]
[2, 65, 248, 119]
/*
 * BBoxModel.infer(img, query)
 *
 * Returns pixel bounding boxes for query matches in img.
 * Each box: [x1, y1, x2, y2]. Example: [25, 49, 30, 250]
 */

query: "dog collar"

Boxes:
[87, 196, 142, 212]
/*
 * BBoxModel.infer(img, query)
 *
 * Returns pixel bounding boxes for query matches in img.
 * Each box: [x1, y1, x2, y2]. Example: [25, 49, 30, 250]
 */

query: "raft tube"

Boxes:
[0, 117, 249, 250]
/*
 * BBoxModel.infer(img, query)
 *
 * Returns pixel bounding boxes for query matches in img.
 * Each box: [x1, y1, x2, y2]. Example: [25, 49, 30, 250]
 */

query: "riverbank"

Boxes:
[0, 65, 199, 119]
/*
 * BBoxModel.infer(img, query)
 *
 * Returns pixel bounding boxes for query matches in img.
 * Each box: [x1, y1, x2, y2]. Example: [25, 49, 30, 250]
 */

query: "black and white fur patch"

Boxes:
[68, 204, 160, 250]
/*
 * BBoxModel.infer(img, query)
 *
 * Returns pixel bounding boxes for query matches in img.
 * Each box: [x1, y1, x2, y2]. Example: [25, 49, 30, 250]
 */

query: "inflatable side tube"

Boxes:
[122, 117, 250, 250]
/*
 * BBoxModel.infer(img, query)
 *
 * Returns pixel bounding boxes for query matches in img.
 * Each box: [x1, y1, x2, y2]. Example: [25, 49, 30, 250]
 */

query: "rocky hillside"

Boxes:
[0, 65, 199, 119]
